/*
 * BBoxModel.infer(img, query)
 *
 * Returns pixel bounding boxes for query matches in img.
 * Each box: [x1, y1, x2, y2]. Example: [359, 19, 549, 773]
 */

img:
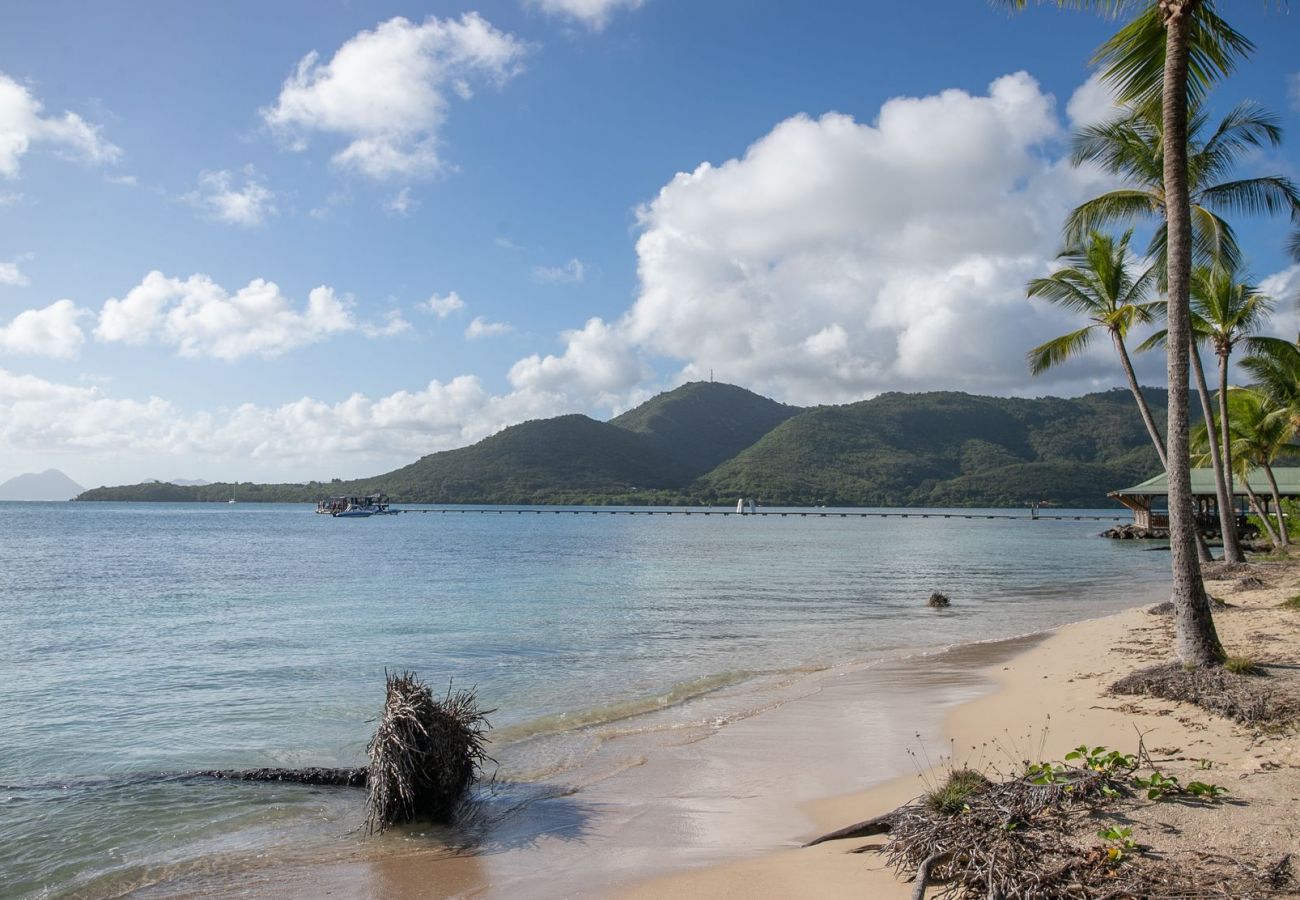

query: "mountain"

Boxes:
[339, 413, 692, 503]
[76, 384, 1177, 507]
[0, 468, 85, 501]
[610, 381, 801, 477]
[695, 389, 1175, 507]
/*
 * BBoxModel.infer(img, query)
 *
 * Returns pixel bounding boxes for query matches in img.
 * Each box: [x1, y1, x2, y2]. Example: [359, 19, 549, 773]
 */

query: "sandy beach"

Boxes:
[624, 563, 1300, 899]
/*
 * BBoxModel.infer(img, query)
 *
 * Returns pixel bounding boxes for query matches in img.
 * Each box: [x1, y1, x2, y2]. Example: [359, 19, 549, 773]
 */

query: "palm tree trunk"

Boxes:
[1192, 347, 1243, 562]
[1263, 462, 1290, 547]
[1216, 351, 1239, 524]
[1242, 482, 1280, 548]
[1115, 332, 1213, 560]
[1113, 332, 1168, 468]
[1161, 3, 1225, 666]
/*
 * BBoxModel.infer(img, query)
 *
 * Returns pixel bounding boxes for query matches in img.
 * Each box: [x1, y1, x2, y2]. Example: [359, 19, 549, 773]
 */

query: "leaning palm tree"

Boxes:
[1068, 101, 1299, 279]
[999, 0, 1256, 667]
[1191, 264, 1274, 525]
[1027, 230, 1166, 463]
[1224, 388, 1294, 548]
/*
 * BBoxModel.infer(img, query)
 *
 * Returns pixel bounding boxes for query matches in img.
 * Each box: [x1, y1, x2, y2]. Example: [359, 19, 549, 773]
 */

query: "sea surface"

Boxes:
[0, 501, 1171, 897]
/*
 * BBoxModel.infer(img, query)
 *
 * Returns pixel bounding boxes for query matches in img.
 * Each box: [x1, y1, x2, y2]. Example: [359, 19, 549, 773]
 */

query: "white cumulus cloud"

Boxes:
[0, 299, 87, 358]
[465, 315, 512, 339]
[262, 14, 527, 179]
[527, 0, 644, 30]
[94, 271, 382, 360]
[0, 71, 120, 179]
[508, 316, 646, 404]
[0, 258, 29, 286]
[420, 291, 466, 318]
[185, 168, 277, 227]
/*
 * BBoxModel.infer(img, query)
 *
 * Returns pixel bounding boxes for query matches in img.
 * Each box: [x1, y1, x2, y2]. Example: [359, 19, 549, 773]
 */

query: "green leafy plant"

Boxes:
[1026, 761, 1070, 785]
[1065, 744, 1137, 774]
[1098, 825, 1138, 863]
[1133, 771, 1182, 800]
[1186, 781, 1228, 800]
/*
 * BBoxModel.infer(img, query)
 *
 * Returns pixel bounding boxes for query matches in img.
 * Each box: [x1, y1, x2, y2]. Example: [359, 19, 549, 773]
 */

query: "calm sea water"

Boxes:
[0, 502, 1170, 897]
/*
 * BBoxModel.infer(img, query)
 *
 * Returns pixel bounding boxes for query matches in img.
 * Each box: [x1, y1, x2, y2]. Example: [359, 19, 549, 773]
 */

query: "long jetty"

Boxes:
[387, 508, 1124, 521]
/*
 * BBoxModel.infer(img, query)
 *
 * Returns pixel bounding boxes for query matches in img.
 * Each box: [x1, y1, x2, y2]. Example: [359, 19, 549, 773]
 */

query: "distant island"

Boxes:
[76, 381, 1174, 508]
[1, 468, 85, 501]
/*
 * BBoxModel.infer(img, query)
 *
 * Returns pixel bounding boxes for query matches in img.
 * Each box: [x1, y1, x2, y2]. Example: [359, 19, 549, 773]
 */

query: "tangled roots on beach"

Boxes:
[1110, 663, 1294, 727]
[880, 768, 1292, 899]
[364, 671, 494, 834]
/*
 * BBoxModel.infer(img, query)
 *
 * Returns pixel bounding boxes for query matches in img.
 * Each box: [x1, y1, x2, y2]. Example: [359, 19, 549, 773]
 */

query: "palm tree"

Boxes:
[1138, 309, 1238, 562]
[1191, 265, 1274, 535]
[1027, 230, 1166, 463]
[1068, 101, 1299, 279]
[1000, 0, 1255, 667]
[1224, 389, 1294, 547]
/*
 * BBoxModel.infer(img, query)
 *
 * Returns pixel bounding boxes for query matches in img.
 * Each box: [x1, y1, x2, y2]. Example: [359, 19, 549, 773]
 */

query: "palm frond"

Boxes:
[1063, 191, 1157, 245]
[1198, 176, 1300, 220]
[1027, 325, 1096, 375]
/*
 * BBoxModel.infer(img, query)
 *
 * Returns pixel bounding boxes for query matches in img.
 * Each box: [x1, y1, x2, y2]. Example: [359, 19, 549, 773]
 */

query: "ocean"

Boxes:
[0, 501, 1171, 897]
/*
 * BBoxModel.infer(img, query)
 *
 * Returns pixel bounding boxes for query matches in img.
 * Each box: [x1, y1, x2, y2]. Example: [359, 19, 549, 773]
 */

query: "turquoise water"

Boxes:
[0, 502, 1168, 896]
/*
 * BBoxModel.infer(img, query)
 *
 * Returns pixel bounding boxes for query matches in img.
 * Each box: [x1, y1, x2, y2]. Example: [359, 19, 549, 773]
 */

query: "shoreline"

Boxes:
[623, 563, 1300, 899]
[142, 583, 1182, 899]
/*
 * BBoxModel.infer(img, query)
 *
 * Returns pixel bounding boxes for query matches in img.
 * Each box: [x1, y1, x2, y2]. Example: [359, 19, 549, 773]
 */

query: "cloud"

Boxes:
[0, 368, 569, 477]
[185, 167, 276, 227]
[465, 315, 512, 339]
[360, 309, 412, 338]
[262, 14, 527, 179]
[384, 186, 417, 216]
[0, 258, 29, 286]
[532, 257, 587, 284]
[608, 71, 1130, 404]
[508, 316, 646, 404]
[420, 291, 466, 318]
[93, 271, 393, 360]
[526, 0, 645, 30]
[0, 299, 87, 358]
[0, 71, 120, 178]
[1066, 72, 1124, 130]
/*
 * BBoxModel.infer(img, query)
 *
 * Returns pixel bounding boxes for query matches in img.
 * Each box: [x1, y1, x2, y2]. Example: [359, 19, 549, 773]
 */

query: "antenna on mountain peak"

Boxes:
[710, 369, 714, 383]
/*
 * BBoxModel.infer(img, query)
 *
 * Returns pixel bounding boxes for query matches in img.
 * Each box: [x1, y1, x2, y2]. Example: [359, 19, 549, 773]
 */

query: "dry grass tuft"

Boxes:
[364, 671, 494, 834]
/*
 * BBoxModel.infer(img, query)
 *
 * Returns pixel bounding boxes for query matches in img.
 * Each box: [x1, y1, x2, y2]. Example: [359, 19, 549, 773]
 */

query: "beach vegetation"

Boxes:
[1281, 595, 1300, 611]
[924, 768, 991, 815]
[1097, 824, 1139, 862]
[1110, 661, 1291, 725]
[1223, 654, 1261, 675]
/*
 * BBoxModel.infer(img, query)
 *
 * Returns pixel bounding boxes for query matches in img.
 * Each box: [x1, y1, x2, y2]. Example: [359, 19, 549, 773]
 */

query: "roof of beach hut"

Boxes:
[1110, 468, 1300, 499]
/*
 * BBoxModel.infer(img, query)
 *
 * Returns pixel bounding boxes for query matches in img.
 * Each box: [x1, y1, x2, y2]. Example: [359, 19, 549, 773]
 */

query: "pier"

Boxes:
[387, 507, 1125, 521]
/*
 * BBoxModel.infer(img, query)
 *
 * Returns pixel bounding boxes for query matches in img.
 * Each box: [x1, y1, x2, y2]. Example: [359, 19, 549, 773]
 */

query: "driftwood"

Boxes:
[195, 767, 366, 786]
[804, 810, 899, 846]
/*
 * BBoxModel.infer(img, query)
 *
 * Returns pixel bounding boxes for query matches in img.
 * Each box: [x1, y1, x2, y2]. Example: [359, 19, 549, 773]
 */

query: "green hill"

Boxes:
[77, 384, 1179, 507]
[610, 381, 801, 477]
[694, 389, 1176, 507]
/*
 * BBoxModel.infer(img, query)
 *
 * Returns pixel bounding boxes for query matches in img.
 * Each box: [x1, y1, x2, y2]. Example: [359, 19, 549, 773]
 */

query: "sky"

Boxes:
[1, 0, 1298, 488]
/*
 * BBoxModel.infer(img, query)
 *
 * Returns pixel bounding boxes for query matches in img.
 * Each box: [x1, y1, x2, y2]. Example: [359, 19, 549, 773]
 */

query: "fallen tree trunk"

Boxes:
[194, 767, 367, 786]
[803, 809, 900, 847]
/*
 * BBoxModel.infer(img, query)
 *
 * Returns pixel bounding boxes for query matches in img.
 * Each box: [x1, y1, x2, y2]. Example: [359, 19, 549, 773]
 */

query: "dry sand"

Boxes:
[621, 561, 1300, 899]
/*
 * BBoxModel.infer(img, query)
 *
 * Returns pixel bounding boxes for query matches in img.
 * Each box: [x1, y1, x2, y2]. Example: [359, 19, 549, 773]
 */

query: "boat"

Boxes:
[316, 494, 393, 517]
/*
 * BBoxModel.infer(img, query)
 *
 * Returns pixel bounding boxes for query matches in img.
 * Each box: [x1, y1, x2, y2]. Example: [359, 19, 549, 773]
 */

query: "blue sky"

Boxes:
[1, 0, 1297, 487]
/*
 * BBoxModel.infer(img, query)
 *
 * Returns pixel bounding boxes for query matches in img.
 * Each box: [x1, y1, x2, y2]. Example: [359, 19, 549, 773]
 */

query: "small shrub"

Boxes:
[1224, 655, 1262, 676]
[1281, 595, 1300, 611]
[924, 768, 989, 814]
